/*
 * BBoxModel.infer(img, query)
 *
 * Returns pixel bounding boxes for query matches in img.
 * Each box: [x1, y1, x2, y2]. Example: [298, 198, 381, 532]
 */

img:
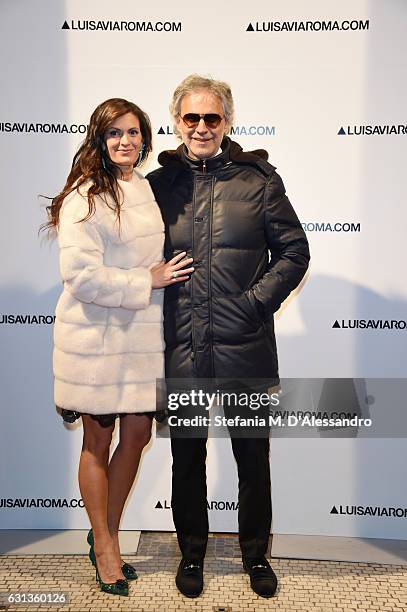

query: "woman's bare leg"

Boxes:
[79, 415, 124, 582]
[107, 413, 152, 558]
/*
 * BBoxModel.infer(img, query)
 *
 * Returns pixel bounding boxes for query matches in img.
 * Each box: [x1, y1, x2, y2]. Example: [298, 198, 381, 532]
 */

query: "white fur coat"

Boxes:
[53, 170, 165, 414]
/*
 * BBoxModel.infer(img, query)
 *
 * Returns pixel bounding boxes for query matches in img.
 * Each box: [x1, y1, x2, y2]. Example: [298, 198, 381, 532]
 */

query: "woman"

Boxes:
[43, 98, 193, 596]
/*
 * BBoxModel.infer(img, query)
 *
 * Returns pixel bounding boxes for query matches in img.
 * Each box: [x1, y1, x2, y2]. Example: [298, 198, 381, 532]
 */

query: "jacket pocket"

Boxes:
[244, 289, 264, 325]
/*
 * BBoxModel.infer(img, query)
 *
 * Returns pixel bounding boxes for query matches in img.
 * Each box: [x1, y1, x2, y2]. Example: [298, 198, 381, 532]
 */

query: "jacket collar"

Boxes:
[156, 136, 274, 177]
[181, 138, 231, 173]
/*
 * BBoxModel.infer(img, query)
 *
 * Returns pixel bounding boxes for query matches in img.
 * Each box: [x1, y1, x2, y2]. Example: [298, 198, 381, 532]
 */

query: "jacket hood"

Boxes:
[157, 137, 271, 173]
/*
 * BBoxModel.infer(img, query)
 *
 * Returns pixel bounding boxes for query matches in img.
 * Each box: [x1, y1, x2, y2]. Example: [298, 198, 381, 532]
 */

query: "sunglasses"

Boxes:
[180, 113, 224, 129]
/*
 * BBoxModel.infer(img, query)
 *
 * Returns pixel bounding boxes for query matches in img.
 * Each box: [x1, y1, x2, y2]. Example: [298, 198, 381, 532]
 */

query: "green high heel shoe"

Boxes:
[87, 529, 138, 581]
[94, 564, 129, 597]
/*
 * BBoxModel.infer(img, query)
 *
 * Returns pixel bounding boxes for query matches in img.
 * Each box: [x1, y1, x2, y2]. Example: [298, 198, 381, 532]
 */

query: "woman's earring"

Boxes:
[138, 143, 145, 164]
[101, 141, 108, 170]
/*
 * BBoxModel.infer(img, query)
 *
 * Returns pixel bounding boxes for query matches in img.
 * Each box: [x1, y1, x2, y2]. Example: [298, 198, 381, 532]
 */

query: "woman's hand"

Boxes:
[150, 251, 194, 288]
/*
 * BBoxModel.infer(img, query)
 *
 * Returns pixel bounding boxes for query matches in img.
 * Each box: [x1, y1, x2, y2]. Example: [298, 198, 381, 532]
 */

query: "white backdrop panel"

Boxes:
[1, 0, 406, 540]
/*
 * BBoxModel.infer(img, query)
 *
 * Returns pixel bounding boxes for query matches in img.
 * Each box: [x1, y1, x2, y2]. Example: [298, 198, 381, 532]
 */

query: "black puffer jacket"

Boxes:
[147, 137, 310, 380]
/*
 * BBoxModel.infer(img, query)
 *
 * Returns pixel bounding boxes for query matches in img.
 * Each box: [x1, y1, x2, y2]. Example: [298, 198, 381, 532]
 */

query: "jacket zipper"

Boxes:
[191, 173, 197, 362]
[191, 160, 206, 361]
[207, 175, 215, 375]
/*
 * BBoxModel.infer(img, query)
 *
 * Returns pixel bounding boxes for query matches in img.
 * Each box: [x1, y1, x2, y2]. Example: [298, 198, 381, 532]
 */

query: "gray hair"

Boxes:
[170, 74, 234, 137]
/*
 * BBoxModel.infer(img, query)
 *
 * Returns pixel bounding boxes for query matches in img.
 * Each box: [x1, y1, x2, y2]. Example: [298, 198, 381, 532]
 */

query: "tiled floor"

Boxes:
[1, 532, 406, 611]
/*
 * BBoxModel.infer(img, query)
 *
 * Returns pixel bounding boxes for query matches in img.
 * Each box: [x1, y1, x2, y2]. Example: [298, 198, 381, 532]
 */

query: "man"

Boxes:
[147, 74, 310, 598]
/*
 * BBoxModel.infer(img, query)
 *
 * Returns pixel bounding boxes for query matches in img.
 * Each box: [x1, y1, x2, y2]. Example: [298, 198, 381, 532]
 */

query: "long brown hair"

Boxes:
[41, 98, 152, 232]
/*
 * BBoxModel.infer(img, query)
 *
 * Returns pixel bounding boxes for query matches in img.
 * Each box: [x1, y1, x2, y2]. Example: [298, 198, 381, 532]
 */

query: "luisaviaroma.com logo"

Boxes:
[338, 124, 407, 136]
[246, 19, 369, 32]
[331, 504, 407, 518]
[61, 19, 182, 32]
[302, 222, 361, 232]
[156, 125, 276, 137]
[157, 126, 174, 135]
[0, 314, 56, 325]
[0, 122, 87, 134]
[155, 499, 238, 510]
[230, 125, 276, 136]
[0, 498, 84, 509]
[332, 319, 407, 330]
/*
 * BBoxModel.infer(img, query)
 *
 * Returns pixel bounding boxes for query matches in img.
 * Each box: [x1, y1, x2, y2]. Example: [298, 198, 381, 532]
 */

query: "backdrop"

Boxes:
[1, 0, 406, 542]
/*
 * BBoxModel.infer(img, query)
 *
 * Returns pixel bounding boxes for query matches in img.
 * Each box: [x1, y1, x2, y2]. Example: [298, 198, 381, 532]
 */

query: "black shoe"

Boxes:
[243, 556, 277, 598]
[175, 558, 204, 598]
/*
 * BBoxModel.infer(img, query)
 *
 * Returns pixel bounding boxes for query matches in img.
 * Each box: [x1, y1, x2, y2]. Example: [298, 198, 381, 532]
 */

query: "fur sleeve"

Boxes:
[57, 193, 152, 310]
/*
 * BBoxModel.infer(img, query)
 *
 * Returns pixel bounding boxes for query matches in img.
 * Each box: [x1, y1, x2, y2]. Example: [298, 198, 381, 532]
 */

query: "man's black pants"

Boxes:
[170, 433, 272, 560]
